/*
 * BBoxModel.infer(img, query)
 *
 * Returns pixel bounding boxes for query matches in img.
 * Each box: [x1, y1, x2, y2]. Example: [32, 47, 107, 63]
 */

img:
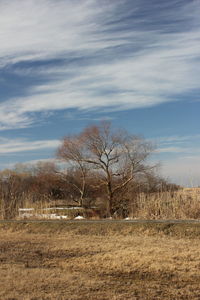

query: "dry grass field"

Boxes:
[0, 222, 200, 300]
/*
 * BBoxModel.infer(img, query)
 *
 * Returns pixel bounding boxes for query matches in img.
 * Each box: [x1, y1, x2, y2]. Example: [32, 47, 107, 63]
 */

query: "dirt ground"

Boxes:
[0, 222, 200, 299]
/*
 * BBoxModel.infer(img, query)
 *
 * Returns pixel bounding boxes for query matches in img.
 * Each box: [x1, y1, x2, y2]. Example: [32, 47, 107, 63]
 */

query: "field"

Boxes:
[0, 221, 200, 299]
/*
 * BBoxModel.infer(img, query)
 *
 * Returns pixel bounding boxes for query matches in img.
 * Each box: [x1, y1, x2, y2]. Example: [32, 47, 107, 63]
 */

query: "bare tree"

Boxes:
[57, 122, 154, 215]
[80, 122, 154, 215]
[57, 135, 88, 207]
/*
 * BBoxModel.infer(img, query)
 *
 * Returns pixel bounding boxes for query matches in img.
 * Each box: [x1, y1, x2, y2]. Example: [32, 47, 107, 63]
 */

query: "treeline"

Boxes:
[0, 161, 179, 219]
[0, 122, 181, 219]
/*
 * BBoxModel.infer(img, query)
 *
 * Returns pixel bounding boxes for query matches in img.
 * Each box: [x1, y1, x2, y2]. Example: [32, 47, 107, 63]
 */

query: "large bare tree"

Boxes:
[57, 122, 154, 215]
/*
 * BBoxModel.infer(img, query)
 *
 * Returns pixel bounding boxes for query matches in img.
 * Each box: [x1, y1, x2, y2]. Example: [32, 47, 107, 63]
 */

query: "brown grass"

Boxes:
[0, 221, 200, 299]
[131, 189, 200, 219]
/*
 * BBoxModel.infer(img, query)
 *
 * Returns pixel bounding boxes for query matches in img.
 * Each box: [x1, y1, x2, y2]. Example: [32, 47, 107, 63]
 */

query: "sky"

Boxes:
[0, 0, 200, 186]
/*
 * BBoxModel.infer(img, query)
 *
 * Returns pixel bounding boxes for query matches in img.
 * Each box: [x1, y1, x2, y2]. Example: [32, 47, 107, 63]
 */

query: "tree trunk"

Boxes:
[107, 181, 114, 217]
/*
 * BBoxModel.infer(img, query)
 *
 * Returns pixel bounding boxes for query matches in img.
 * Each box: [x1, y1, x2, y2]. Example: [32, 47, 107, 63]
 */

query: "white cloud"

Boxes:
[0, 0, 119, 64]
[156, 134, 200, 144]
[0, 137, 60, 153]
[156, 147, 188, 153]
[152, 134, 200, 154]
[0, 0, 200, 129]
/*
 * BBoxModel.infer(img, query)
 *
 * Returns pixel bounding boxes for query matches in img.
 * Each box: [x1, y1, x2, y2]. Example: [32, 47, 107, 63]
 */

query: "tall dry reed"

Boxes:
[130, 188, 200, 219]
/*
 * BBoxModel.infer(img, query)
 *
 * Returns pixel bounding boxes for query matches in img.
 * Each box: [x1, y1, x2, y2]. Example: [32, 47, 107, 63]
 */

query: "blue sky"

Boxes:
[0, 0, 200, 186]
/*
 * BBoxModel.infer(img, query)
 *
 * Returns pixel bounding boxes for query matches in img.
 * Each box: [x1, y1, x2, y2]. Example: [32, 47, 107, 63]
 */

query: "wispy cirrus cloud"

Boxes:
[155, 134, 200, 154]
[156, 134, 200, 144]
[0, 0, 200, 129]
[0, 137, 60, 153]
[152, 133, 200, 185]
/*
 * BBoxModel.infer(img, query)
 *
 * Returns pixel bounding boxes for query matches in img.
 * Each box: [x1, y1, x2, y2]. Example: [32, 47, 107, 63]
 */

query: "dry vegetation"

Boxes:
[1, 185, 200, 221]
[0, 222, 200, 299]
[130, 188, 200, 219]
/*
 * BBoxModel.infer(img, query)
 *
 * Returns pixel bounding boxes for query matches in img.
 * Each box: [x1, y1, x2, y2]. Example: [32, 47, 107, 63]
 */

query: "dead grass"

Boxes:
[0, 222, 200, 299]
[131, 189, 200, 219]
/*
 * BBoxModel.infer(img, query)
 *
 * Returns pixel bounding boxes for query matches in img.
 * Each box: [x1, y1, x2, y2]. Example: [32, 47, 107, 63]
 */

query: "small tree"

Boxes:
[57, 122, 154, 215]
